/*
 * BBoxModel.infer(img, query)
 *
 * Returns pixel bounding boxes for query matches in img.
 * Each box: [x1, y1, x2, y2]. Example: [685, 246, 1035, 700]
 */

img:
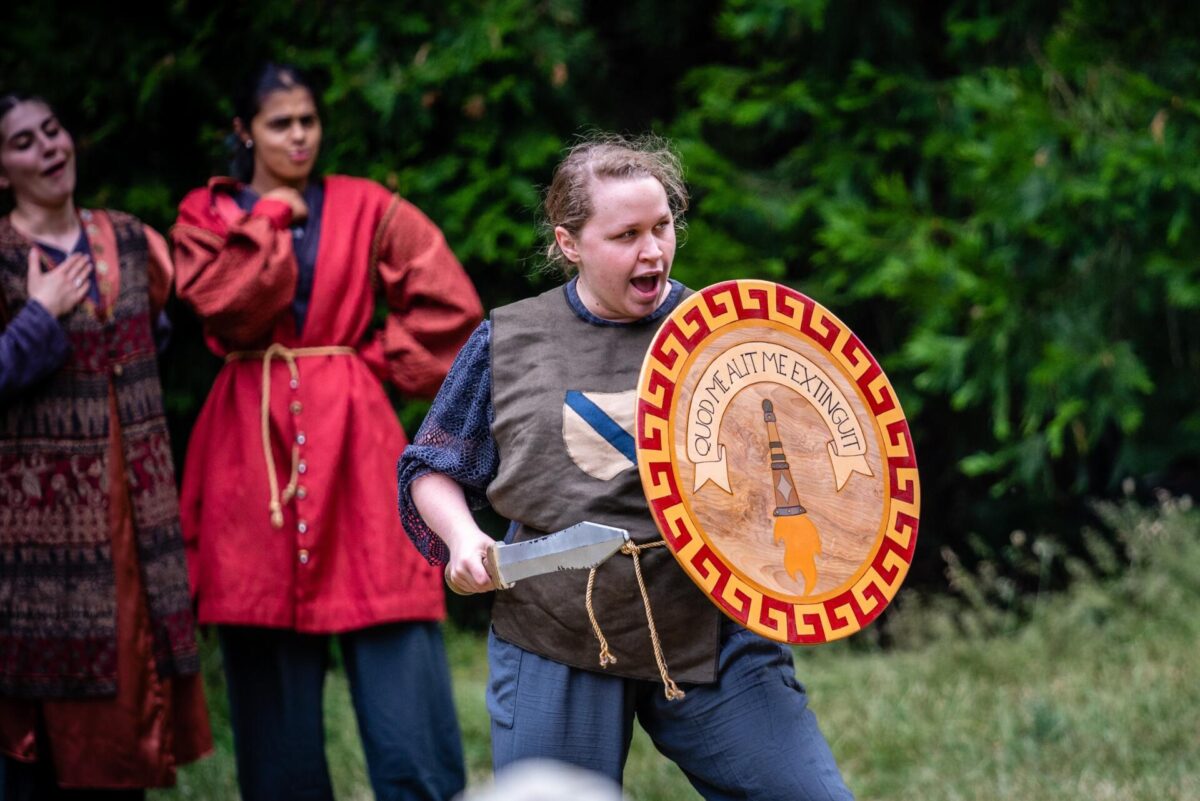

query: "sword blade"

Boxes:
[494, 522, 629, 585]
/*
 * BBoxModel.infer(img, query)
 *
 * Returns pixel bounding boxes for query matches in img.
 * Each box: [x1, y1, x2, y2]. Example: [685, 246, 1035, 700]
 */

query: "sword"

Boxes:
[446, 521, 629, 593]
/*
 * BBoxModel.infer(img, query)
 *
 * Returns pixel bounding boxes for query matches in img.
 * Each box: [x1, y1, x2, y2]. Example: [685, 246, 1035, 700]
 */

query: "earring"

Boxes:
[244, 139, 254, 150]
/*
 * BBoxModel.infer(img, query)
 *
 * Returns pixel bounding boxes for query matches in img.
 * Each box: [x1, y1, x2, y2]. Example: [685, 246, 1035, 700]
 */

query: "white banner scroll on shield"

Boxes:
[686, 341, 875, 494]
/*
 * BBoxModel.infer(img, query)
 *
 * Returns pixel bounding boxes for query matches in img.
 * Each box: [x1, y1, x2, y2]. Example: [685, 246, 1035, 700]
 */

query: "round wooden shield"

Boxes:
[635, 280, 920, 644]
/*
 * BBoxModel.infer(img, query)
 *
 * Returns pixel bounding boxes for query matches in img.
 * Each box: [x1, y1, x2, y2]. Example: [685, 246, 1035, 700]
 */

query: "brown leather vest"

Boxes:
[488, 284, 722, 684]
[0, 211, 198, 699]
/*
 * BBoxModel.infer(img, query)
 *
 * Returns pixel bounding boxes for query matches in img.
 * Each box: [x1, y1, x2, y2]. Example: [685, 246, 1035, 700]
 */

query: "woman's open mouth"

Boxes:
[41, 161, 67, 178]
[630, 273, 661, 298]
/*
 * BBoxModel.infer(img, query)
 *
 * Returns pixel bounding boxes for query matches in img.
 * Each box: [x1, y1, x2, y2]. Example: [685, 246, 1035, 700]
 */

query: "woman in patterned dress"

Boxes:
[0, 92, 211, 800]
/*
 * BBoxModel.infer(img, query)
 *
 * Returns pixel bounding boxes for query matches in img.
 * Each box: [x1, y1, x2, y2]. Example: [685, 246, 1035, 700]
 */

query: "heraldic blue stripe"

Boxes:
[564, 391, 637, 463]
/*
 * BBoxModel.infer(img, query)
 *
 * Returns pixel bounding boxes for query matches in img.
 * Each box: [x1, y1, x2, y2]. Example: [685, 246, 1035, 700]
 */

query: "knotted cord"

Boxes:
[225, 344, 356, 527]
[585, 539, 685, 701]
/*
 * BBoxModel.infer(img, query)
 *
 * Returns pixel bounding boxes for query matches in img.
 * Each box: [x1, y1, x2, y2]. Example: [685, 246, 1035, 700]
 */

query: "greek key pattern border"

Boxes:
[636, 280, 920, 644]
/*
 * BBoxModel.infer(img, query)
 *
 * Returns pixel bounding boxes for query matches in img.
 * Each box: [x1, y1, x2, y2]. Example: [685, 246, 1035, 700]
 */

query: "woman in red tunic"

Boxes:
[171, 64, 481, 801]
[0, 93, 212, 798]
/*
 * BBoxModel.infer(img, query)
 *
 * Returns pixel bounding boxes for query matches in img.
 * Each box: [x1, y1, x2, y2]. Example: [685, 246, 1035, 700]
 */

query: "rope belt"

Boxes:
[225, 344, 357, 528]
[585, 539, 685, 701]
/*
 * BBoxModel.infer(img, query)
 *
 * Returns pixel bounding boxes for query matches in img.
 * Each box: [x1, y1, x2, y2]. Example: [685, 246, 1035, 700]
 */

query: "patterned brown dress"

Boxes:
[0, 210, 211, 789]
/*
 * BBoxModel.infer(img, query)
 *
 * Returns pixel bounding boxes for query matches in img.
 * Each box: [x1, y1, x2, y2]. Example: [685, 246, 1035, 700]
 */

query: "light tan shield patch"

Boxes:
[636, 280, 920, 644]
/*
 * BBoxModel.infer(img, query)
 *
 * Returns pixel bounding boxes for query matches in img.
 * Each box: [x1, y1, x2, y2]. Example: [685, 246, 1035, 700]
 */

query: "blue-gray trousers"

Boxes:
[487, 621, 854, 801]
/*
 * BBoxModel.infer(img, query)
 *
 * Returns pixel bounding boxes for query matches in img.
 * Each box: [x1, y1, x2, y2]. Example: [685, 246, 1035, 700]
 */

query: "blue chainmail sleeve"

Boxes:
[397, 320, 497, 565]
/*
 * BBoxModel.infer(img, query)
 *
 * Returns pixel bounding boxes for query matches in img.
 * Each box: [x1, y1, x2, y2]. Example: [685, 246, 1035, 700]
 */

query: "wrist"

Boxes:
[252, 197, 295, 230]
[28, 294, 64, 318]
[445, 524, 488, 554]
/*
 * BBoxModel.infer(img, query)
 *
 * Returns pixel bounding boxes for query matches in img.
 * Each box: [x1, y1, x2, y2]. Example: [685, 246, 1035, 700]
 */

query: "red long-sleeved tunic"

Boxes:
[172, 175, 482, 631]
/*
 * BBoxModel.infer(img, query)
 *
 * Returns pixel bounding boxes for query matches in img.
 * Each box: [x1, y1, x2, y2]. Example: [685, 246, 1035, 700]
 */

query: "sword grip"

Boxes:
[485, 543, 514, 590]
[443, 564, 468, 596]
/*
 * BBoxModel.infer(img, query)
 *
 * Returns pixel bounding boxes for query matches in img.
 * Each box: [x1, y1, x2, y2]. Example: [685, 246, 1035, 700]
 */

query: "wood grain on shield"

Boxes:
[636, 280, 920, 645]
[673, 326, 886, 599]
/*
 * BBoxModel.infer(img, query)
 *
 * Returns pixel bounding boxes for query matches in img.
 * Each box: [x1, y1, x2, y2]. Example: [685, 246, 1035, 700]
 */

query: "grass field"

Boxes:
[152, 496, 1199, 800]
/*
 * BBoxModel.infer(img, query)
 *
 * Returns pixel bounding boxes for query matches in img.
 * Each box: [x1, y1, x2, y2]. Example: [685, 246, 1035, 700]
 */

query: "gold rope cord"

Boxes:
[225, 344, 357, 527]
[585, 539, 685, 701]
[585, 567, 616, 667]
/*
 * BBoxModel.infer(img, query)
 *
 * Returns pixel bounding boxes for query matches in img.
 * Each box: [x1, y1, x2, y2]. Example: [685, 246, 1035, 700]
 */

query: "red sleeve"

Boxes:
[143, 224, 172, 318]
[358, 196, 483, 397]
[170, 185, 298, 346]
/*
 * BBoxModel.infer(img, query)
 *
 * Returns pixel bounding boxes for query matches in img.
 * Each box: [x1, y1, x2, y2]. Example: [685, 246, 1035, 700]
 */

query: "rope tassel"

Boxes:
[225, 343, 356, 528]
[585, 540, 685, 701]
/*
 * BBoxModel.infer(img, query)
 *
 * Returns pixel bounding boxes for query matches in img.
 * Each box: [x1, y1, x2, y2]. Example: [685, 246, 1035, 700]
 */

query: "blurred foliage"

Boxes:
[3, 0, 1199, 593]
[893, 490, 1199, 648]
[666, 0, 1200, 571]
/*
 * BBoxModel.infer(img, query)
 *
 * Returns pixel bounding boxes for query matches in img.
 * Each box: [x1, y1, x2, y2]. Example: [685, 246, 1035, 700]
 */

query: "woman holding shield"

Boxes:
[399, 133, 853, 801]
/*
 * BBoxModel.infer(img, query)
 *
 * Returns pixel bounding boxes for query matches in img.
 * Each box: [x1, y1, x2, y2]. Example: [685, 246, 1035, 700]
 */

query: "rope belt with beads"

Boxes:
[225, 344, 357, 528]
[585, 538, 685, 701]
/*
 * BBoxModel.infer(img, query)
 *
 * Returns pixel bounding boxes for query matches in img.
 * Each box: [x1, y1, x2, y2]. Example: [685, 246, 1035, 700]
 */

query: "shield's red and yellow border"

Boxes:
[635, 280, 920, 644]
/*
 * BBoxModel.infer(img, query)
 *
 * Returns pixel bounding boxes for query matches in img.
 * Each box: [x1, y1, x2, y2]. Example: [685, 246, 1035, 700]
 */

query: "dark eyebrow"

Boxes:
[265, 112, 316, 123]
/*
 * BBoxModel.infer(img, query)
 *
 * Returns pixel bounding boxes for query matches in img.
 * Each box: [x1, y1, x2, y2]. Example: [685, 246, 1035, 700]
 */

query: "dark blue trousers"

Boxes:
[219, 621, 464, 801]
[487, 621, 853, 801]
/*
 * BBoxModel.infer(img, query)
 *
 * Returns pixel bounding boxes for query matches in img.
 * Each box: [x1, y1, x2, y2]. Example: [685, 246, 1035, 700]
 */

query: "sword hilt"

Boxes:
[484, 542, 514, 590]
[443, 544, 514, 595]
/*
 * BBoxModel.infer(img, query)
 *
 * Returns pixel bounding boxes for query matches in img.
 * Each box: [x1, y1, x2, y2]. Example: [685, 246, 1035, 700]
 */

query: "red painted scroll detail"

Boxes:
[798, 610, 827, 644]
[892, 511, 919, 550]
[759, 595, 805, 642]
[859, 577, 889, 617]
[646, 460, 680, 499]
[662, 512, 694, 551]
[886, 420, 918, 504]
[791, 291, 841, 351]
[677, 305, 713, 349]
[844, 334, 898, 417]
[696, 545, 752, 623]
[873, 524, 918, 584]
[649, 311, 705, 370]
[823, 591, 865, 633]
[773, 287, 801, 320]
[825, 597, 852, 630]
[636, 389, 672, 450]
[732, 286, 771, 320]
[838, 330, 869, 370]
[645, 458, 675, 487]
[700, 282, 736, 320]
